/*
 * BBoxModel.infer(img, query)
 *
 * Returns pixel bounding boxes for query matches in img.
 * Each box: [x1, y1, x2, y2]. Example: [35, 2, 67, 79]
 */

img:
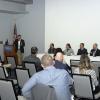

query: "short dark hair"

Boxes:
[50, 43, 54, 47]
[66, 43, 71, 48]
[54, 48, 63, 57]
[80, 43, 84, 46]
[31, 47, 38, 54]
[18, 34, 21, 37]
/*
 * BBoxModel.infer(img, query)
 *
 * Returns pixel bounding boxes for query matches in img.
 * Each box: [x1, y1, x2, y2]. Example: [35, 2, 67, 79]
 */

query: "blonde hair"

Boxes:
[79, 55, 93, 74]
[41, 54, 53, 68]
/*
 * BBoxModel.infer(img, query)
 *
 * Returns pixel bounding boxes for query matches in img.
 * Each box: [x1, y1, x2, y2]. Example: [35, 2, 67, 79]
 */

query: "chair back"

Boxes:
[31, 84, 57, 100]
[6, 56, 17, 69]
[0, 79, 17, 100]
[0, 67, 6, 79]
[91, 61, 100, 79]
[70, 60, 80, 75]
[73, 74, 94, 99]
[16, 68, 30, 88]
[23, 62, 36, 76]
[70, 59, 80, 66]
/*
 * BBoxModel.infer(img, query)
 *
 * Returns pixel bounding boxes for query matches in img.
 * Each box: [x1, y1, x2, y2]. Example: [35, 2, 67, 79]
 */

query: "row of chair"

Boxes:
[6, 56, 37, 76]
[0, 68, 100, 100]
[3, 56, 100, 100]
[70, 60, 100, 79]
[70, 60, 100, 100]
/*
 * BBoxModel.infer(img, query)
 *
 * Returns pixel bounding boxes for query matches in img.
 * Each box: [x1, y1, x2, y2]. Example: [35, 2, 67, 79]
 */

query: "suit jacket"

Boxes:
[77, 48, 88, 55]
[48, 48, 55, 54]
[90, 49, 100, 56]
[14, 39, 25, 53]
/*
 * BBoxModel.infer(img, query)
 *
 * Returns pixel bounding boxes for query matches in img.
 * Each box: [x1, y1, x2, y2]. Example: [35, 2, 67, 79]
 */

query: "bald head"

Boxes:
[41, 54, 53, 68]
[55, 52, 64, 62]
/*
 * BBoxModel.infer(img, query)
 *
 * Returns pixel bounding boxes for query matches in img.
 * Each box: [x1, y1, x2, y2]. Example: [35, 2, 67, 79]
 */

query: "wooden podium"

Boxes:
[4, 45, 18, 64]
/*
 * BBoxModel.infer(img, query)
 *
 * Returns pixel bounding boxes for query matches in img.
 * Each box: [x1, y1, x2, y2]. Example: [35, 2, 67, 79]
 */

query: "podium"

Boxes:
[4, 45, 18, 64]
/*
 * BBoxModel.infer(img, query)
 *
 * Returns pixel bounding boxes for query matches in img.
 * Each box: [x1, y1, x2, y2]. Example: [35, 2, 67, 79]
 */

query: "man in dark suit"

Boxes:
[48, 43, 55, 54]
[90, 43, 100, 56]
[77, 43, 88, 55]
[14, 35, 25, 65]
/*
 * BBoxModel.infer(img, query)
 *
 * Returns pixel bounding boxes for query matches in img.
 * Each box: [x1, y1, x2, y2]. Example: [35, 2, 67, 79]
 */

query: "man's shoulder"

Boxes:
[97, 49, 100, 52]
[84, 48, 87, 51]
[54, 67, 68, 74]
[21, 39, 24, 42]
[91, 49, 94, 51]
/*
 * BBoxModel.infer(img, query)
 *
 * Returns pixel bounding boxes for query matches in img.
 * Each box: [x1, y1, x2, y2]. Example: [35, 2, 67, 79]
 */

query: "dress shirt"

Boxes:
[18, 40, 20, 50]
[22, 66, 73, 100]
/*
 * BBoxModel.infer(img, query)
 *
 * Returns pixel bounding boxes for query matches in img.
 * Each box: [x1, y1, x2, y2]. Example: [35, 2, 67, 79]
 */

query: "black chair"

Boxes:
[31, 84, 57, 100]
[91, 61, 100, 80]
[23, 61, 37, 76]
[15, 68, 30, 89]
[0, 78, 18, 100]
[70, 60, 80, 76]
[6, 56, 17, 78]
[73, 73, 100, 100]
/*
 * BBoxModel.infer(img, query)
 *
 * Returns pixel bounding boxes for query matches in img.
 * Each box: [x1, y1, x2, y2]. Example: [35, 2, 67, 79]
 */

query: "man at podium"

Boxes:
[14, 35, 25, 65]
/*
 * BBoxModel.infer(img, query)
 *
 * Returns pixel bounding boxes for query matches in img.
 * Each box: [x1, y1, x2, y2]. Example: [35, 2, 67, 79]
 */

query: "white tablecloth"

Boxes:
[37, 54, 100, 65]
[18, 96, 26, 100]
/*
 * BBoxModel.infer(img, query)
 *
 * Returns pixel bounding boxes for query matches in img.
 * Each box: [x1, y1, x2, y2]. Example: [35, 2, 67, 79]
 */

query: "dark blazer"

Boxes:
[90, 49, 100, 56]
[77, 48, 88, 55]
[48, 48, 55, 54]
[14, 39, 25, 53]
[54, 60, 70, 73]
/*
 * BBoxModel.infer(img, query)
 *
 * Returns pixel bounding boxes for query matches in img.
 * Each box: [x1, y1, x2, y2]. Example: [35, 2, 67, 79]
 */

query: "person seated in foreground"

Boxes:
[53, 47, 63, 57]
[23, 47, 43, 72]
[77, 43, 88, 55]
[48, 43, 55, 54]
[74, 54, 99, 92]
[22, 54, 73, 100]
[90, 43, 100, 57]
[54, 51, 71, 73]
[63, 43, 74, 56]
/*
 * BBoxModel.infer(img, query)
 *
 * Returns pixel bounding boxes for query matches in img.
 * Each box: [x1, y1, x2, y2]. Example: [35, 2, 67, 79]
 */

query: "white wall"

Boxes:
[45, 0, 100, 54]
[0, 13, 15, 60]
[16, 0, 45, 56]
[0, 13, 14, 44]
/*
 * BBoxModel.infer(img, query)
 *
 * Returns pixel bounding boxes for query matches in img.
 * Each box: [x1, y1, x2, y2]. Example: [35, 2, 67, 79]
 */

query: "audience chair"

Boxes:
[6, 56, 17, 68]
[73, 73, 100, 100]
[70, 60, 80, 75]
[0, 67, 6, 79]
[70, 59, 80, 66]
[31, 84, 57, 100]
[0, 79, 18, 100]
[15, 68, 30, 89]
[6, 56, 17, 78]
[91, 61, 100, 80]
[23, 61, 36, 76]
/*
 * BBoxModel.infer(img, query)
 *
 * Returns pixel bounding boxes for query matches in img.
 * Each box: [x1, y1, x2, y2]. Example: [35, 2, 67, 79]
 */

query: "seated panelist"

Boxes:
[63, 43, 74, 56]
[77, 43, 88, 55]
[90, 43, 100, 57]
[48, 43, 55, 54]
